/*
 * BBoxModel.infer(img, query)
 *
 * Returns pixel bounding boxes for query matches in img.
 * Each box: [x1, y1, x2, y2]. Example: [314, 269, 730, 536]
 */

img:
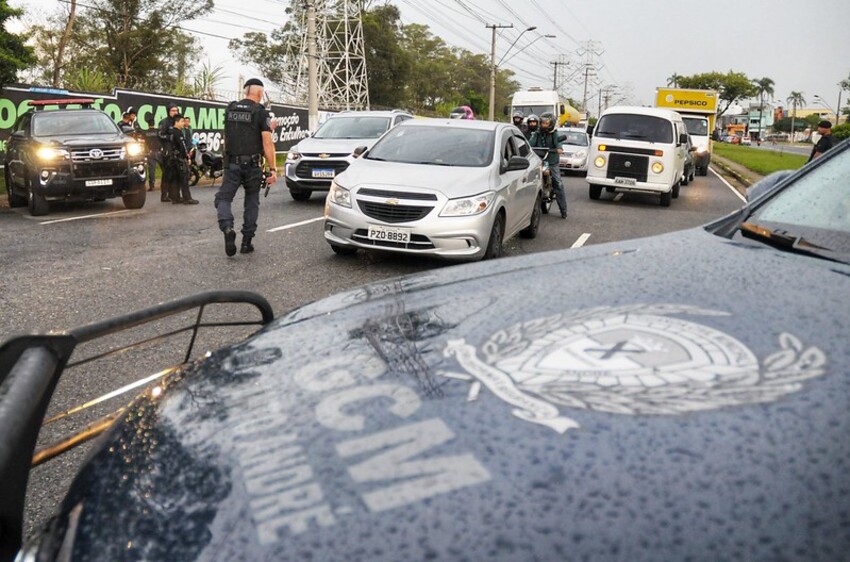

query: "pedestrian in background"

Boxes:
[158, 103, 180, 202]
[143, 115, 161, 192]
[214, 77, 277, 257]
[117, 107, 140, 135]
[808, 120, 839, 162]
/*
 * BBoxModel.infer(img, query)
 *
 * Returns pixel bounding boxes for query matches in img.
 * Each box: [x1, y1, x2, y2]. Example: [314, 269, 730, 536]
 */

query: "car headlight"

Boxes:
[126, 142, 144, 157]
[328, 179, 351, 208]
[575, 150, 587, 159]
[287, 149, 301, 161]
[651, 162, 664, 174]
[695, 145, 708, 154]
[35, 146, 69, 161]
[440, 191, 495, 217]
[594, 156, 606, 168]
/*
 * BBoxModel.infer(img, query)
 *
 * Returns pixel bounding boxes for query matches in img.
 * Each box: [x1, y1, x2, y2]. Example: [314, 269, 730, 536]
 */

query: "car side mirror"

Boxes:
[679, 133, 688, 145]
[503, 156, 530, 173]
[502, 105, 509, 116]
[559, 104, 566, 116]
[586, 125, 594, 136]
[352, 145, 368, 158]
[558, 133, 567, 143]
[11, 130, 26, 138]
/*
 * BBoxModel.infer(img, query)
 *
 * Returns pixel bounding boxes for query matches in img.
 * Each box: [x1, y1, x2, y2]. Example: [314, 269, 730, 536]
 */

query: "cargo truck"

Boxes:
[510, 88, 581, 127]
[655, 88, 718, 176]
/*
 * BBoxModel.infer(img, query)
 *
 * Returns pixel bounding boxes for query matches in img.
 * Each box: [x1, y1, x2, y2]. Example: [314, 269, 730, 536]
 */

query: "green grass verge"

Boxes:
[713, 143, 808, 175]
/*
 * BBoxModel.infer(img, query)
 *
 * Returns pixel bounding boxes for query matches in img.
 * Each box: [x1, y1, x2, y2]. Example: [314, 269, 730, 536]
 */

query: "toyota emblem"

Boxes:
[89, 149, 104, 160]
[624, 160, 632, 168]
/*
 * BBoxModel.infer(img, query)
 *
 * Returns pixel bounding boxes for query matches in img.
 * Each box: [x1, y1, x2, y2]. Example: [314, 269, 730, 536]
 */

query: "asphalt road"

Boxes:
[0, 168, 746, 540]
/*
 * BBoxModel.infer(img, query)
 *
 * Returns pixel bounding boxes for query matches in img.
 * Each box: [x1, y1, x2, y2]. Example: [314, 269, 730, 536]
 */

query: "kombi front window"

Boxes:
[595, 114, 673, 144]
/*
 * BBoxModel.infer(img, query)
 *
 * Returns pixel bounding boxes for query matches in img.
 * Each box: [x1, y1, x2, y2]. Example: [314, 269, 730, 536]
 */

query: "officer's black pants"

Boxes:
[214, 163, 263, 236]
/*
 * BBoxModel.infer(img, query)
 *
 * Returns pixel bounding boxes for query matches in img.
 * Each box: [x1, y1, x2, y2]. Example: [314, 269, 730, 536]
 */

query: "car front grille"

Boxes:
[73, 162, 128, 179]
[358, 188, 437, 201]
[351, 229, 435, 250]
[357, 201, 433, 223]
[606, 153, 648, 182]
[70, 147, 125, 162]
[295, 160, 349, 178]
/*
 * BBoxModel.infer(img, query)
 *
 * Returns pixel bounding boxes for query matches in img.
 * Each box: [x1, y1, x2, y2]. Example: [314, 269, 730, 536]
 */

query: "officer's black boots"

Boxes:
[240, 235, 254, 254]
[224, 228, 237, 257]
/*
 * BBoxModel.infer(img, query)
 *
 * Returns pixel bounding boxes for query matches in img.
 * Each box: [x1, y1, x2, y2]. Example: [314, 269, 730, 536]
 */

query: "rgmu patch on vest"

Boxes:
[228, 111, 253, 122]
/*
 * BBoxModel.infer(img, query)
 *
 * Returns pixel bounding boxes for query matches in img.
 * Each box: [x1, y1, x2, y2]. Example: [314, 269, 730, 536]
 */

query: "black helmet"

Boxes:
[512, 111, 524, 123]
[526, 113, 539, 129]
[540, 112, 556, 133]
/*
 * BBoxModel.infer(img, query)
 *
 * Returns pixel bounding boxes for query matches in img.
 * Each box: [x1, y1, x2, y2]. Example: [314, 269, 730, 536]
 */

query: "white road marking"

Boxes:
[613, 193, 623, 201]
[39, 209, 139, 225]
[266, 216, 324, 232]
[709, 166, 747, 203]
[571, 233, 591, 248]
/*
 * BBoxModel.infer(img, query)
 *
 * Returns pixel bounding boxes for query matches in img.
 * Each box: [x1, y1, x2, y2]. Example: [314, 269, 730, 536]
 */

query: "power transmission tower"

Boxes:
[575, 40, 604, 116]
[287, 0, 370, 112]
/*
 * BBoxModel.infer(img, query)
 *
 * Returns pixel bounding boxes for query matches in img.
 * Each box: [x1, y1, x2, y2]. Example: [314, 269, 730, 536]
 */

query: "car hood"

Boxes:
[338, 159, 494, 194]
[294, 136, 380, 155]
[35, 132, 129, 146]
[53, 229, 850, 561]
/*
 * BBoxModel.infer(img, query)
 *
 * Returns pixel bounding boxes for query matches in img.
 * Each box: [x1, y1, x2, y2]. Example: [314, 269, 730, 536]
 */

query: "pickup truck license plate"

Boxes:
[85, 179, 113, 187]
[312, 168, 335, 179]
[368, 225, 411, 244]
[614, 177, 636, 186]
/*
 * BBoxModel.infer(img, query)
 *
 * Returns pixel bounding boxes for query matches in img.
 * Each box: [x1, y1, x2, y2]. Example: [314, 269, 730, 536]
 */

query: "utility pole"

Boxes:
[487, 23, 512, 121]
[307, 1, 318, 132]
[550, 57, 569, 91]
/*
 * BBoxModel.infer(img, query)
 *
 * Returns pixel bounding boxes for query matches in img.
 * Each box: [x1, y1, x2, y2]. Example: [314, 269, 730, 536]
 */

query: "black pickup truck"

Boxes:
[3, 99, 147, 216]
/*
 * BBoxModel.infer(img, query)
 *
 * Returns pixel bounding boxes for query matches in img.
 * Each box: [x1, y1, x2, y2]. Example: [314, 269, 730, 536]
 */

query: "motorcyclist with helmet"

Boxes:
[524, 114, 539, 140]
[530, 112, 567, 219]
[512, 111, 527, 136]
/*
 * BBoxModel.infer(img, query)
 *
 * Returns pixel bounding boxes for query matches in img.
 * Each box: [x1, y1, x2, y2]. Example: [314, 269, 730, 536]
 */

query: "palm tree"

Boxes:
[786, 91, 806, 142]
[666, 73, 681, 88]
[752, 77, 775, 141]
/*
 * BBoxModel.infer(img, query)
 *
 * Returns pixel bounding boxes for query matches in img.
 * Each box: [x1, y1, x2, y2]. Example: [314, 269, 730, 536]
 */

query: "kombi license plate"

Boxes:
[614, 177, 636, 186]
[312, 168, 335, 179]
[85, 179, 113, 187]
[368, 225, 411, 243]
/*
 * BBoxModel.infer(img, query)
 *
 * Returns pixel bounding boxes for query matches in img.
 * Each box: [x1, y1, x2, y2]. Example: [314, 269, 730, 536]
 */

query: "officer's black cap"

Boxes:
[244, 78, 264, 88]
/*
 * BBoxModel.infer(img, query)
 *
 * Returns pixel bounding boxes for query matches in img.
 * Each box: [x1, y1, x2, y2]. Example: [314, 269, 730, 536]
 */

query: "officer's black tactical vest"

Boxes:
[224, 99, 263, 156]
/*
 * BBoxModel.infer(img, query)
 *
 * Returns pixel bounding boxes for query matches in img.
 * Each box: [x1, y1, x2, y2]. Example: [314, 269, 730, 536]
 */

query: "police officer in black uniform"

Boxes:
[215, 77, 277, 256]
[158, 103, 180, 202]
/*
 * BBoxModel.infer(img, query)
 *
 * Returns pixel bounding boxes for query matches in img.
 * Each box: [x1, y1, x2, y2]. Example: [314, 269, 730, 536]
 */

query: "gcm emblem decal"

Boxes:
[88, 148, 104, 160]
[441, 305, 826, 433]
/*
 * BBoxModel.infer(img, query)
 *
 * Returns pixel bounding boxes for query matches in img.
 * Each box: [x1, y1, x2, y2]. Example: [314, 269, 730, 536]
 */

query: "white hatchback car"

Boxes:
[324, 119, 544, 261]
[557, 127, 590, 174]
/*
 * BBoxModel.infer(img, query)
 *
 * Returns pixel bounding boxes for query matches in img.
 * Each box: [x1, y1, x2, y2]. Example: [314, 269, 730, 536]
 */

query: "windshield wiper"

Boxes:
[739, 221, 847, 264]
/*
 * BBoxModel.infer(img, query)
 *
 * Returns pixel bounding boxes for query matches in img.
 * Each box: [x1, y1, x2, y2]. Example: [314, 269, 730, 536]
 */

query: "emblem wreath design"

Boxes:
[441, 304, 826, 433]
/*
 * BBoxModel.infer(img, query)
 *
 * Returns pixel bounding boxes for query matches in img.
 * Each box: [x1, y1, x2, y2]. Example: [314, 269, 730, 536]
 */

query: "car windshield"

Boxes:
[683, 117, 709, 136]
[595, 114, 673, 143]
[313, 116, 390, 139]
[366, 125, 494, 167]
[744, 143, 850, 259]
[513, 105, 552, 118]
[559, 132, 588, 146]
[32, 112, 119, 136]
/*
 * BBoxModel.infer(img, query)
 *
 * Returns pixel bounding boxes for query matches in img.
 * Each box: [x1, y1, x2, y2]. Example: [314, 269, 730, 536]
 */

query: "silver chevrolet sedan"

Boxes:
[323, 119, 544, 261]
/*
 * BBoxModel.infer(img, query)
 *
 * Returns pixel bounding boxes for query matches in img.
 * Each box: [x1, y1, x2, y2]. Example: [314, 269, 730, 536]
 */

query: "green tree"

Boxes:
[362, 3, 411, 108]
[785, 91, 805, 140]
[666, 73, 681, 88]
[0, 0, 36, 87]
[752, 76, 774, 139]
[677, 70, 758, 117]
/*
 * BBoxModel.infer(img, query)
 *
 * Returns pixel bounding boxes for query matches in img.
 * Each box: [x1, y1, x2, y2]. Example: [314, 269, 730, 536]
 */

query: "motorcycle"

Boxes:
[189, 141, 224, 186]
[531, 147, 557, 214]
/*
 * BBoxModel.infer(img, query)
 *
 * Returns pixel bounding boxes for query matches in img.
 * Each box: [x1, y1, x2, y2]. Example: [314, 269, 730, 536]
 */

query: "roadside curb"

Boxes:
[710, 154, 762, 196]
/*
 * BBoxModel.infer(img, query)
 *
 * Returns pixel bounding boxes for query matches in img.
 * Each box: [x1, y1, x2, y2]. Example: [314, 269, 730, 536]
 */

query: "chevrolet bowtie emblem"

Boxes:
[385, 199, 400, 205]
[319, 153, 330, 159]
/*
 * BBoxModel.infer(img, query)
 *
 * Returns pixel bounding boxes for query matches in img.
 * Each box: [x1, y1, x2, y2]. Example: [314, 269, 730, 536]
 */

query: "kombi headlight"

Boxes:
[328, 179, 351, 208]
[594, 156, 606, 168]
[440, 191, 495, 217]
[126, 142, 144, 157]
[35, 146, 69, 161]
[651, 162, 664, 174]
[695, 145, 709, 154]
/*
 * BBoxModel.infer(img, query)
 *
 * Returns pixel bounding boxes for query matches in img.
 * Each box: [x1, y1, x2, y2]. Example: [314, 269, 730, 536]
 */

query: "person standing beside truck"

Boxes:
[808, 121, 839, 162]
[530, 112, 568, 219]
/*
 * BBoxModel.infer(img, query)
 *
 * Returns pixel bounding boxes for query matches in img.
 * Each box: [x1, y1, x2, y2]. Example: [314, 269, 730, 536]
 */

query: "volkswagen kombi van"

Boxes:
[586, 106, 689, 207]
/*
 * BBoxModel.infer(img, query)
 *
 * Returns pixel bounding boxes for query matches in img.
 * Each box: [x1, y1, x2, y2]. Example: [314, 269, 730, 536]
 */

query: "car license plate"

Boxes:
[368, 225, 411, 243]
[85, 179, 113, 187]
[312, 168, 335, 179]
[614, 177, 636, 186]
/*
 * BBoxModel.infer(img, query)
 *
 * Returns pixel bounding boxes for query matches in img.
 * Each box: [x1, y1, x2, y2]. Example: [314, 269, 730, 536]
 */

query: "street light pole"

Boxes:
[487, 23, 512, 121]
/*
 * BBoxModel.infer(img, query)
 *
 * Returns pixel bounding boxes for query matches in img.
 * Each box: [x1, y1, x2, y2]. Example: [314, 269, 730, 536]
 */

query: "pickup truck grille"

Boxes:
[606, 153, 648, 182]
[71, 147, 125, 162]
[73, 162, 128, 179]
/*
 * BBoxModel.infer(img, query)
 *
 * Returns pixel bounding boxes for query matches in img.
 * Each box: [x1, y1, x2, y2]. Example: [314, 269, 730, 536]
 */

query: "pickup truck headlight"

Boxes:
[440, 191, 495, 217]
[35, 146, 69, 161]
[126, 142, 145, 157]
[328, 179, 351, 208]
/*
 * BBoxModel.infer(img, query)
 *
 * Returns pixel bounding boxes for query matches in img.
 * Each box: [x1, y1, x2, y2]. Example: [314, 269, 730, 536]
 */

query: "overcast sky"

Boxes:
[11, 0, 850, 112]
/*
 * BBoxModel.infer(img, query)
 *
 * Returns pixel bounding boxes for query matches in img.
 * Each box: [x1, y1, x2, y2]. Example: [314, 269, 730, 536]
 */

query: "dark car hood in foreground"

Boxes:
[51, 228, 850, 561]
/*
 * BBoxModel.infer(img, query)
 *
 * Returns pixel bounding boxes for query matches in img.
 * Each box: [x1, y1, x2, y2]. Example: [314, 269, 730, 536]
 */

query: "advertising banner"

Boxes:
[0, 84, 311, 162]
